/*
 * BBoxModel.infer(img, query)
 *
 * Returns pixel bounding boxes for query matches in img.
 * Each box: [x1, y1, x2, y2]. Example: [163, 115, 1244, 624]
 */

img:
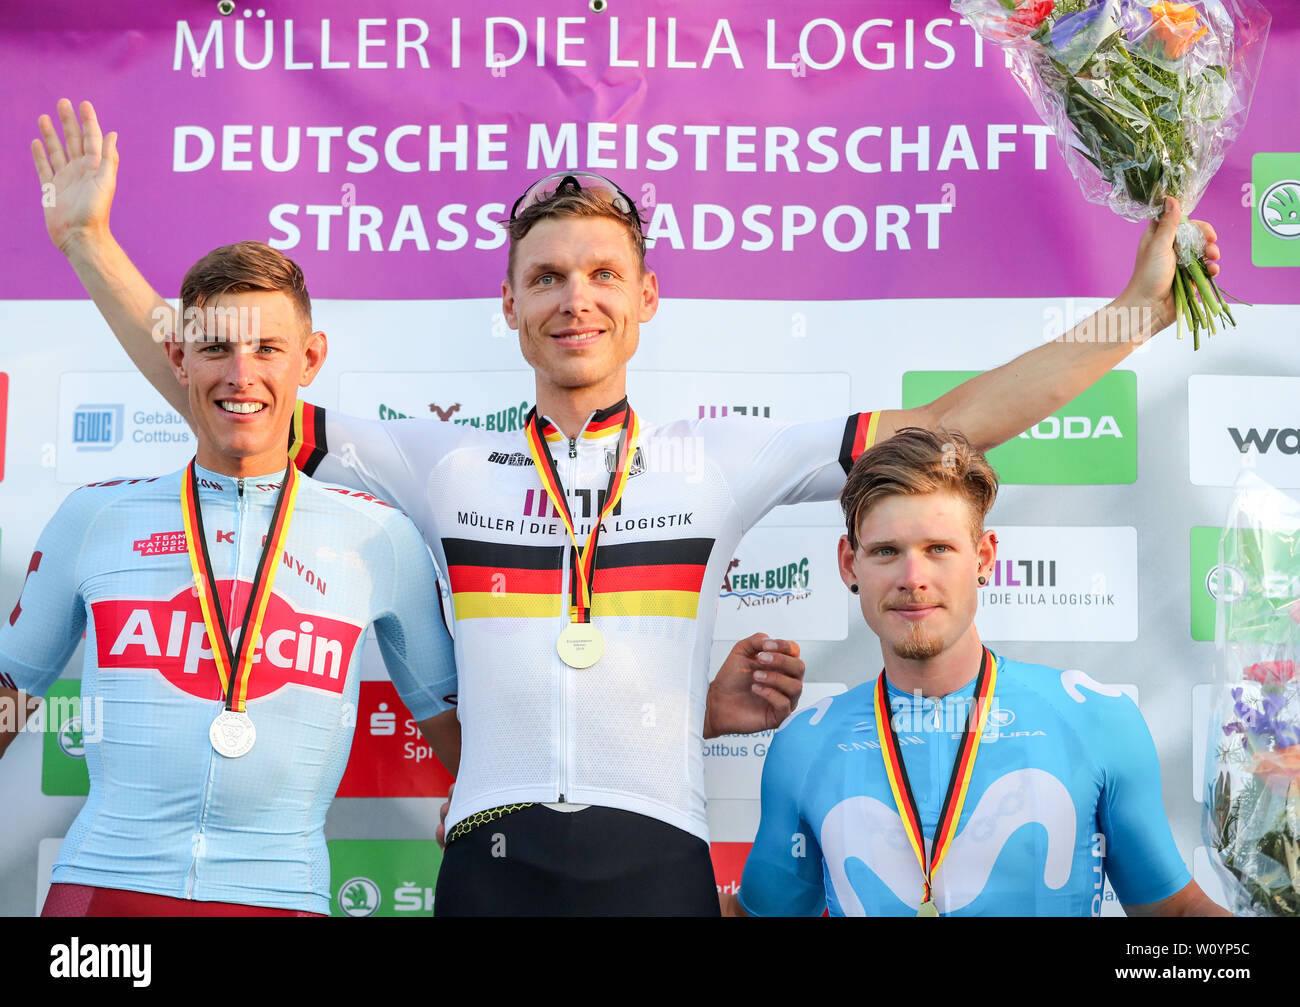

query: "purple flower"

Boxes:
[1050, 2, 1109, 49]
[1276, 724, 1300, 749]
[1118, 0, 1153, 38]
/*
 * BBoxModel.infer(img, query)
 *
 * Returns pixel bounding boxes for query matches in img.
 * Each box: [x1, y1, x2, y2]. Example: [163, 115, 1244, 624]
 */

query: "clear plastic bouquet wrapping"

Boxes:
[953, 1, 1271, 348]
[1204, 474, 1300, 917]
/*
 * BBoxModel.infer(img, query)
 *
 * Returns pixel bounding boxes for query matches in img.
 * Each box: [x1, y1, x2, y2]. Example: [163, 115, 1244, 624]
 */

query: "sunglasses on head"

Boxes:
[509, 171, 643, 233]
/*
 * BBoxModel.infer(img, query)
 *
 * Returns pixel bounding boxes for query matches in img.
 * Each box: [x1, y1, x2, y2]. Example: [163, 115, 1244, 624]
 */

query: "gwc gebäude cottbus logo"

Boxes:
[1259, 179, 1300, 240]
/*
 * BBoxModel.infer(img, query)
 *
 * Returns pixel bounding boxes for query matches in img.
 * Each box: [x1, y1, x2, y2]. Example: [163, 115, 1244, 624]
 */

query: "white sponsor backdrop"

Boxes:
[1188, 375, 1300, 488]
[976, 526, 1138, 642]
[4, 296, 1300, 916]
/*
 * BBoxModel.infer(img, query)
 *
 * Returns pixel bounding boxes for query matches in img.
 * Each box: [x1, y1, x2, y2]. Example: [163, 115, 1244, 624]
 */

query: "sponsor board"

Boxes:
[1189, 524, 1300, 644]
[704, 682, 846, 800]
[36, 837, 64, 917]
[976, 527, 1138, 642]
[1252, 153, 1300, 267]
[1192, 845, 1233, 913]
[633, 369, 852, 527]
[1188, 375, 1300, 488]
[328, 840, 442, 918]
[714, 527, 847, 642]
[57, 373, 192, 484]
[41, 680, 90, 797]
[338, 370, 535, 432]
[627, 370, 850, 427]
[902, 371, 1137, 484]
[1192, 683, 1219, 805]
[337, 681, 454, 797]
[710, 842, 752, 897]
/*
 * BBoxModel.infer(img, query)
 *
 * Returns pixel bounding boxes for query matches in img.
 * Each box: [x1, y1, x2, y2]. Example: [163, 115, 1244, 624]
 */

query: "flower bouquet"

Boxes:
[1204, 475, 1300, 916]
[953, 0, 1271, 348]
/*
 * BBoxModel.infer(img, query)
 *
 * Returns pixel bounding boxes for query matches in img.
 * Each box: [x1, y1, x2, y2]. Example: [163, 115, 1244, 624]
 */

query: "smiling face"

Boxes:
[167, 289, 326, 477]
[502, 215, 658, 409]
[838, 490, 996, 662]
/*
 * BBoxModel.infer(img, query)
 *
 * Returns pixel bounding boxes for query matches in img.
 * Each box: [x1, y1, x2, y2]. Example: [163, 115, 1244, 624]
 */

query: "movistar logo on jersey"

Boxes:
[1252, 153, 1300, 266]
[1190, 525, 1300, 643]
[902, 371, 1137, 484]
[721, 556, 811, 607]
[328, 840, 442, 918]
[72, 403, 124, 451]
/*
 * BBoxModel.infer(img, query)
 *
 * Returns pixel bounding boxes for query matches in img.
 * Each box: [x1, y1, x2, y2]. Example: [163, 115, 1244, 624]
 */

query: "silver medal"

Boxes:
[209, 710, 256, 758]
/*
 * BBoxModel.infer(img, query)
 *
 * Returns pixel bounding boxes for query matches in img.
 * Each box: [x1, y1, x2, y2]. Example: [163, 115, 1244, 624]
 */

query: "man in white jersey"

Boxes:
[0, 240, 461, 916]
[32, 99, 1219, 915]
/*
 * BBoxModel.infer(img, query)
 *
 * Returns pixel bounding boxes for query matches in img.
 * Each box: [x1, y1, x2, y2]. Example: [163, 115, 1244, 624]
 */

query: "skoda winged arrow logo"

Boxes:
[338, 876, 381, 917]
[1260, 180, 1300, 240]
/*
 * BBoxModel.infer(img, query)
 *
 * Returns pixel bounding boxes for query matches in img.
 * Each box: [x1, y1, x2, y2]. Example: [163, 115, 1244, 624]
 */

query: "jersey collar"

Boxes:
[190, 460, 290, 500]
[535, 397, 630, 445]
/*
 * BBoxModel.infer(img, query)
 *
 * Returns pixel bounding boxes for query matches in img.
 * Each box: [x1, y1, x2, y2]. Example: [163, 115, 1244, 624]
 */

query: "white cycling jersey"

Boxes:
[290, 399, 878, 841]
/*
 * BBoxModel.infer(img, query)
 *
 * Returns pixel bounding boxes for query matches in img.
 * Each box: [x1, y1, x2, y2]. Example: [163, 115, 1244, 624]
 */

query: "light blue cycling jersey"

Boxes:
[739, 653, 1191, 917]
[0, 463, 456, 914]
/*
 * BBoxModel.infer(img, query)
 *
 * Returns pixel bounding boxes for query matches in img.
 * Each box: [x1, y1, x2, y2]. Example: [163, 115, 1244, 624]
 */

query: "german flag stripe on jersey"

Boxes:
[442, 536, 715, 621]
[539, 399, 629, 443]
[838, 411, 880, 475]
[289, 401, 328, 477]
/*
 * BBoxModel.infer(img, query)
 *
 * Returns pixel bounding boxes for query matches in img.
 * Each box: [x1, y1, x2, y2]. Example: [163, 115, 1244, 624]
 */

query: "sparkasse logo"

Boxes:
[902, 371, 1136, 484]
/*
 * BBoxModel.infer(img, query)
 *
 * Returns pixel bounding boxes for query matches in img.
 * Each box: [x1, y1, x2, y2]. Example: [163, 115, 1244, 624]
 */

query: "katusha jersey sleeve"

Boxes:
[369, 497, 458, 720]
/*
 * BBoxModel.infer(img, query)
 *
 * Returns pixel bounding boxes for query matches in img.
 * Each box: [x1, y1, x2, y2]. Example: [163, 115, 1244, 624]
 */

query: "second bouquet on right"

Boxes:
[954, 0, 1272, 348]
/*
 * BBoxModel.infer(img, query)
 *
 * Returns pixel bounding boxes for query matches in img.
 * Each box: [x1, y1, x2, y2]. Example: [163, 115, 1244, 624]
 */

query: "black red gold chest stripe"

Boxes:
[443, 537, 714, 620]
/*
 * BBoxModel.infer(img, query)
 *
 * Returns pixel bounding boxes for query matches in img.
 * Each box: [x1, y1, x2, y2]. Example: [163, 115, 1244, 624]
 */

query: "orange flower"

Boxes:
[1251, 746, 1300, 796]
[1149, 1, 1209, 59]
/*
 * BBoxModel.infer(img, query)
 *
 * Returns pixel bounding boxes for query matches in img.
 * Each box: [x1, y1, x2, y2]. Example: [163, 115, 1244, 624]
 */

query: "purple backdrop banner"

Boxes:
[1, 0, 1297, 301]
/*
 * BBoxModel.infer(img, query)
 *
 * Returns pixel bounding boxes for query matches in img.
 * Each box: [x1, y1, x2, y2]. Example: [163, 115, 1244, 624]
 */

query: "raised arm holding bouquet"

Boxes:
[955, 0, 1271, 348]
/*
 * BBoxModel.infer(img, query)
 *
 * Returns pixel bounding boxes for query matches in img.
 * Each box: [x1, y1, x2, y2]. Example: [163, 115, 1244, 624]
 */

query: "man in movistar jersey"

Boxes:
[33, 99, 1220, 915]
[730, 429, 1226, 917]
[0, 241, 459, 916]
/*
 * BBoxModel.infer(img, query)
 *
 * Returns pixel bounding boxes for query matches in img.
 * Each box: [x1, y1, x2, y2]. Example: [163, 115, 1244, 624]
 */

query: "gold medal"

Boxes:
[557, 621, 605, 669]
[916, 900, 940, 918]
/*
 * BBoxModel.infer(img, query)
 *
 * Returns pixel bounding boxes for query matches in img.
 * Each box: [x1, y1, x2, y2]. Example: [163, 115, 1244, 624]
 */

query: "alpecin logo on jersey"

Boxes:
[133, 531, 188, 556]
[91, 582, 363, 700]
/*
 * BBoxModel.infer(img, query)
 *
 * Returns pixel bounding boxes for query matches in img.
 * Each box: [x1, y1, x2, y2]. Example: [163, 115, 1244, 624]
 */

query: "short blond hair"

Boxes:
[840, 428, 999, 550]
[180, 240, 311, 325]
[507, 187, 646, 283]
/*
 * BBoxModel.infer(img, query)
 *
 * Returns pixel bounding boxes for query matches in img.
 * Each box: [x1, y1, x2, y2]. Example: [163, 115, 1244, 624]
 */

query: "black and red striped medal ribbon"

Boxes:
[180, 458, 301, 758]
[522, 404, 639, 669]
[872, 647, 999, 917]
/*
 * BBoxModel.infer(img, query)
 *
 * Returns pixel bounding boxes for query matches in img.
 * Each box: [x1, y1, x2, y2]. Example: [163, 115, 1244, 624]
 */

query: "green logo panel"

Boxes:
[1252, 153, 1300, 267]
[328, 839, 443, 918]
[901, 370, 1137, 484]
[1190, 524, 1300, 643]
[41, 680, 90, 796]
